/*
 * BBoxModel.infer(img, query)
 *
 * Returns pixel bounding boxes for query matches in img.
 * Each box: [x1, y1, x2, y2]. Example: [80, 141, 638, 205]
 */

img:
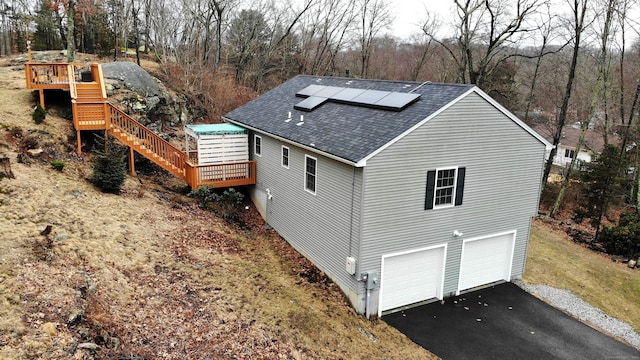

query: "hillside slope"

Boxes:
[0, 58, 436, 359]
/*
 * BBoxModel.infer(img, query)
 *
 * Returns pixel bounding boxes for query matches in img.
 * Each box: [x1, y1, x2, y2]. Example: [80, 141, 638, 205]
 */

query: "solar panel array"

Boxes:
[294, 85, 421, 112]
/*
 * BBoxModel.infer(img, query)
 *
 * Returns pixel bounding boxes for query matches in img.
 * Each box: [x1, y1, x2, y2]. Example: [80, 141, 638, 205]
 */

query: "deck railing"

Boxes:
[189, 161, 256, 189]
[25, 63, 85, 87]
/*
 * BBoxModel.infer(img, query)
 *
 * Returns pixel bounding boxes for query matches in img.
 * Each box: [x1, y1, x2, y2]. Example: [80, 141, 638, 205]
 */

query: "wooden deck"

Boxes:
[25, 62, 255, 190]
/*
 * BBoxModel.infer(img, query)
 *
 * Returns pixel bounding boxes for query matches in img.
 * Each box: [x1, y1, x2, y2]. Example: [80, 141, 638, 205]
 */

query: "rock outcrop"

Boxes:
[101, 62, 187, 133]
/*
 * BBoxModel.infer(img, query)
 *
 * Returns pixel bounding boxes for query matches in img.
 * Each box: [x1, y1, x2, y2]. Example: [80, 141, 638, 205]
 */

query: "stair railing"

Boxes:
[106, 104, 187, 179]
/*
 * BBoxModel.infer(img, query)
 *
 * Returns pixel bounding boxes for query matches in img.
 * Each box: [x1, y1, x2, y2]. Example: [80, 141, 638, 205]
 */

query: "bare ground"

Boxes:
[0, 56, 435, 359]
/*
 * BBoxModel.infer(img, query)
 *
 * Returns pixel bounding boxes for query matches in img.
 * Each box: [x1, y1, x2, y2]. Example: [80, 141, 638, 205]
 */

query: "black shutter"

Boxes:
[455, 167, 466, 206]
[425, 170, 436, 210]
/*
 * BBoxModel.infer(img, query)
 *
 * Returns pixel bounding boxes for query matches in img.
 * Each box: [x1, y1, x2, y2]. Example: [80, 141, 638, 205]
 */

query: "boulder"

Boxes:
[102, 62, 161, 98]
[101, 62, 186, 132]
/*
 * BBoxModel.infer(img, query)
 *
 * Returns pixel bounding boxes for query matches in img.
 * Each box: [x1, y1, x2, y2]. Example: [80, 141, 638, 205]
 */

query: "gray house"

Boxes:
[224, 75, 551, 317]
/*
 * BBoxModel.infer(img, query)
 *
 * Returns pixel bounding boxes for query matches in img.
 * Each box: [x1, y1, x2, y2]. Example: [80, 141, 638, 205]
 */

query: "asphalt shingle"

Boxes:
[223, 75, 474, 164]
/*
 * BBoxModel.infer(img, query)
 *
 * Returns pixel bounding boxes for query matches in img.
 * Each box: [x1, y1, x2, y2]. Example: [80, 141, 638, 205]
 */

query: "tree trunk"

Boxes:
[524, 42, 546, 123]
[635, 152, 640, 210]
[66, 0, 75, 62]
[143, 0, 150, 54]
[541, 0, 587, 188]
[620, 83, 640, 158]
[551, 122, 589, 218]
[131, 0, 140, 66]
[213, 1, 224, 69]
[551, 0, 614, 219]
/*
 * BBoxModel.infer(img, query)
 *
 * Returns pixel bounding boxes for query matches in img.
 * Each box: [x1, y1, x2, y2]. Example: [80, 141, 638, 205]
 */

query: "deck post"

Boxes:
[128, 147, 136, 176]
[76, 130, 82, 154]
[39, 89, 45, 109]
[185, 163, 198, 190]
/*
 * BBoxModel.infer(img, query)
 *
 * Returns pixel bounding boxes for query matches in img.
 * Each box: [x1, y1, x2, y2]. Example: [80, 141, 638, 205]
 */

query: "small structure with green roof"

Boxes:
[185, 123, 249, 166]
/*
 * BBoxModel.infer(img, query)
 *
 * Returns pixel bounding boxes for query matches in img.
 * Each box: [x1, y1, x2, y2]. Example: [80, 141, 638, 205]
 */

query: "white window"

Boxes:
[435, 168, 456, 206]
[282, 146, 289, 168]
[425, 167, 466, 210]
[254, 135, 262, 156]
[305, 155, 317, 195]
[564, 149, 575, 158]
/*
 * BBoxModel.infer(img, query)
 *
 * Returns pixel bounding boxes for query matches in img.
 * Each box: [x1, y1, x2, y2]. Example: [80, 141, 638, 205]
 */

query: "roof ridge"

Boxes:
[294, 74, 475, 88]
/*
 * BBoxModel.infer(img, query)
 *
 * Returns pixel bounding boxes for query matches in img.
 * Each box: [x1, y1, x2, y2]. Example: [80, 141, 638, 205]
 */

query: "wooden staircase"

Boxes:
[25, 62, 255, 190]
[107, 104, 187, 179]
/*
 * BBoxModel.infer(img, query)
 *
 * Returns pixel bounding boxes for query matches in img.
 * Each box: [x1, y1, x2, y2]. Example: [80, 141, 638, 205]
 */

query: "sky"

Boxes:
[388, 0, 454, 40]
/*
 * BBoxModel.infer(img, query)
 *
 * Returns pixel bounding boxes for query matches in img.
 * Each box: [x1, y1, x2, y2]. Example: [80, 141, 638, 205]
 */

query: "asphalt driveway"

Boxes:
[383, 283, 640, 359]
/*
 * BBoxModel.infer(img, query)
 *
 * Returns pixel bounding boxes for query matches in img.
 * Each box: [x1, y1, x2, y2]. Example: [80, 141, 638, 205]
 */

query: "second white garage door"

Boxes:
[379, 245, 447, 314]
[458, 231, 516, 294]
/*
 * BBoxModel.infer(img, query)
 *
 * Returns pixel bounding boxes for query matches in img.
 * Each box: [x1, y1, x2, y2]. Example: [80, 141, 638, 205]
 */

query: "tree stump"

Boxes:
[0, 157, 15, 179]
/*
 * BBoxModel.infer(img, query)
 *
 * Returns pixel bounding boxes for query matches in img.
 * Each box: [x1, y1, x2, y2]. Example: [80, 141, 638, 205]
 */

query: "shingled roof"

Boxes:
[532, 123, 619, 153]
[223, 75, 482, 165]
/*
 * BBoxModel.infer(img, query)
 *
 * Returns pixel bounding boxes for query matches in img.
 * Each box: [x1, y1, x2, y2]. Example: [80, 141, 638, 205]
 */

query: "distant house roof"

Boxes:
[224, 75, 549, 166]
[532, 124, 618, 153]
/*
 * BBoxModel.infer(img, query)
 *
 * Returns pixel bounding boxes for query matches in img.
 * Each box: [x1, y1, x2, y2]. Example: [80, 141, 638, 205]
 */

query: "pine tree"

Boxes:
[573, 145, 629, 238]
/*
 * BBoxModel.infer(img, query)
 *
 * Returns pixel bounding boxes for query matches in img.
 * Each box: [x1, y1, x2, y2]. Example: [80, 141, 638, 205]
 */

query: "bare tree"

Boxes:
[107, 0, 125, 61]
[541, 0, 590, 188]
[411, 12, 439, 81]
[523, 4, 561, 123]
[357, 0, 392, 78]
[297, 0, 357, 76]
[0, 0, 11, 55]
[421, 0, 546, 88]
[211, 0, 231, 69]
[66, 0, 75, 61]
[551, 0, 615, 218]
[141, 0, 150, 53]
[144, 0, 188, 63]
[130, 0, 140, 65]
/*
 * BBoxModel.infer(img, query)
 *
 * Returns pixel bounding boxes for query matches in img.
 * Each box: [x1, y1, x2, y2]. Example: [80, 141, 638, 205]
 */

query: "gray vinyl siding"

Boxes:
[251, 133, 363, 298]
[360, 93, 546, 296]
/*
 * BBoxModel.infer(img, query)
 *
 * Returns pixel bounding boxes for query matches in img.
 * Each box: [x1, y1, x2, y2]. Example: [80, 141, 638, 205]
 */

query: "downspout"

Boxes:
[366, 288, 371, 319]
[349, 167, 368, 316]
[348, 167, 356, 256]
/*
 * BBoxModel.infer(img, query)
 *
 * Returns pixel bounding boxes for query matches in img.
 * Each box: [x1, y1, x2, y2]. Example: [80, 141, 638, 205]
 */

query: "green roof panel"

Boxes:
[186, 123, 247, 136]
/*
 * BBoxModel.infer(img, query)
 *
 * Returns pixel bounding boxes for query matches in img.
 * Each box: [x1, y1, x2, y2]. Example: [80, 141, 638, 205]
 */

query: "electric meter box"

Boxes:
[345, 256, 356, 275]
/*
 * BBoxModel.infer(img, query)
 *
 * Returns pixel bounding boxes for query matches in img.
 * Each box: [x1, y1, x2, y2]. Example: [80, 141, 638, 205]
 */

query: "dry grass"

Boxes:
[524, 219, 640, 333]
[0, 56, 433, 359]
[0, 161, 432, 359]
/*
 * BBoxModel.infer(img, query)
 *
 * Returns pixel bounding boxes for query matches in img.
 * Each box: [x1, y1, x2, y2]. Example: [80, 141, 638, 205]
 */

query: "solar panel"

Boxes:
[296, 84, 326, 97]
[294, 96, 328, 112]
[294, 84, 421, 112]
[350, 90, 391, 105]
[374, 92, 421, 110]
[313, 86, 345, 98]
[331, 88, 367, 102]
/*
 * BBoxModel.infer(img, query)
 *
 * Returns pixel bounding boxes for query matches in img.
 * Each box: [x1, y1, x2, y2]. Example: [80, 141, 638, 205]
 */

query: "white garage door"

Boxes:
[379, 245, 446, 314]
[458, 231, 515, 293]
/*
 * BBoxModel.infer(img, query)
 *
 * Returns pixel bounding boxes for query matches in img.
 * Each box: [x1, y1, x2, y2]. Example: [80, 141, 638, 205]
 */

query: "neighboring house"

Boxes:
[533, 123, 615, 169]
[224, 75, 551, 317]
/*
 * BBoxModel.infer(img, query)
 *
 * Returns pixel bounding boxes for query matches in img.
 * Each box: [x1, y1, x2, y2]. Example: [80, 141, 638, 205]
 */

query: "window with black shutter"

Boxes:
[425, 167, 465, 210]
